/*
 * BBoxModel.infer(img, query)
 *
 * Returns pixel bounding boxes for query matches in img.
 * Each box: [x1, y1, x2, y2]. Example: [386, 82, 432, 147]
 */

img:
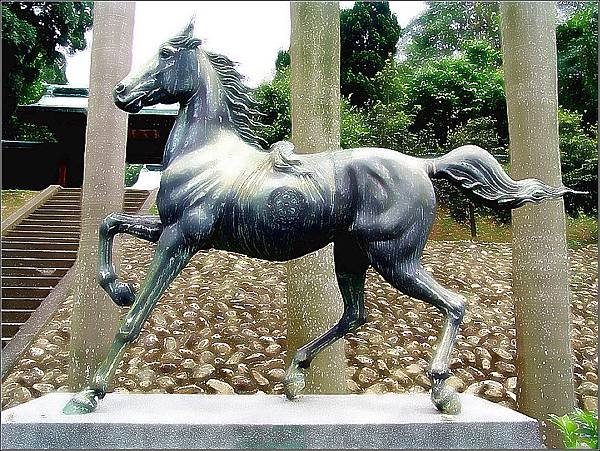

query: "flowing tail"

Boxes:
[425, 145, 584, 209]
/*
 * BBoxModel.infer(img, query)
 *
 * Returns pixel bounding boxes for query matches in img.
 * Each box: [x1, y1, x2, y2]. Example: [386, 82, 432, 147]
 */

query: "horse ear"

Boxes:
[183, 16, 195, 37]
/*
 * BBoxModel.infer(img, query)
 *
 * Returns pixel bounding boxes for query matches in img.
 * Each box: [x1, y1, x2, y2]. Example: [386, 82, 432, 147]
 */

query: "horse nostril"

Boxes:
[115, 83, 126, 93]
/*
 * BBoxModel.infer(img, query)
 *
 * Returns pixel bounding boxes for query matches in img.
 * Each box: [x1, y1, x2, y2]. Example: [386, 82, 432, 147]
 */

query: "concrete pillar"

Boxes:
[500, 2, 575, 447]
[286, 1, 347, 394]
[68, 2, 136, 389]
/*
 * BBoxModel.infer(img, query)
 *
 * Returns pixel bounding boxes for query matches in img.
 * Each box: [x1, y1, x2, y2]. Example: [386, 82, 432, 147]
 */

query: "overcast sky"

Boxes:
[65, 1, 427, 88]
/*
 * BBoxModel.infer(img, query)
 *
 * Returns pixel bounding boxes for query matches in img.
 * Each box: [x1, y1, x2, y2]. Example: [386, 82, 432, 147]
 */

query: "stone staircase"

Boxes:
[1, 187, 150, 348]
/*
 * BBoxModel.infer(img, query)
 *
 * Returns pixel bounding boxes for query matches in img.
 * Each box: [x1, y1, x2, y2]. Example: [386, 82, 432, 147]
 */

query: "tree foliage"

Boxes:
[2, 2, 93, 139]
[340, 1, 401, 107]
[375, 40, 507, 150]
[253, 67, 292, 146]
[558, 109, 598, 216]
[254, 0, 597, 220]
[253, 66, 378, 151]
[404, 1, 501, 61]
[556, 2, 598, 124]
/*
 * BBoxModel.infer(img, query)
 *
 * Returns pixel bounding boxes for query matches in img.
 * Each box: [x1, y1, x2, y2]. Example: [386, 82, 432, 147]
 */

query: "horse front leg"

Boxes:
[64, 223, 196, 414]
[98, 213, 163, 306]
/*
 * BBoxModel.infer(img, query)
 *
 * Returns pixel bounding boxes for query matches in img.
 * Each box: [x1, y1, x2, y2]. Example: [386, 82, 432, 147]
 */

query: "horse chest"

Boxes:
[157, 155, 238, 221]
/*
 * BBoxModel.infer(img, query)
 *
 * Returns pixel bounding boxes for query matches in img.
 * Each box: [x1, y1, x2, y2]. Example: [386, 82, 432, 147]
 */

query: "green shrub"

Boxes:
[124, 164, 142, 187]
[558, 109, 598, 217]
[549, 409, 598, 449]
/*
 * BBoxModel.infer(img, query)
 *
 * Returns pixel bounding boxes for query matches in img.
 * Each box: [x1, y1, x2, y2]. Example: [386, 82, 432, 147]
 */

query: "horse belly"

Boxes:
[220, 181, 334, 261]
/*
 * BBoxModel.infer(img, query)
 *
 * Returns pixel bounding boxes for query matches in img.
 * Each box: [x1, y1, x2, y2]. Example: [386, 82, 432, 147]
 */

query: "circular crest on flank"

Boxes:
[266, 187, 308, 228]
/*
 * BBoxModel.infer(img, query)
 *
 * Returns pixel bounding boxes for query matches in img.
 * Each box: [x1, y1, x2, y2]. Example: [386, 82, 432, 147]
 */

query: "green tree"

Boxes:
[340, 1, 401, 107]
[2, 2, 93, 139]
[403, 0, 597, 123]
[275, 49, 290, 72]
[558, 109, 598, 216]
[404, 1, 501, 61]
[556, 2, 598, 124]
[254, 68, 378, 150]
[253, 67, 292, 146]
[396, 40, 507, 147]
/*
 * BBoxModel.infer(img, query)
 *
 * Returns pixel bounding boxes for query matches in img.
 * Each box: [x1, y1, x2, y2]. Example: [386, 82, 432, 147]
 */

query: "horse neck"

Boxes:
[163, 76, 231, 167]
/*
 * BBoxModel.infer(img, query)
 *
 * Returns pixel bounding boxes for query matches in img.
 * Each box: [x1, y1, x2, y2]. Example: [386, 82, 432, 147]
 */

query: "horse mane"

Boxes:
[203, 50, 267, 149]
[166, 34, 267, 149]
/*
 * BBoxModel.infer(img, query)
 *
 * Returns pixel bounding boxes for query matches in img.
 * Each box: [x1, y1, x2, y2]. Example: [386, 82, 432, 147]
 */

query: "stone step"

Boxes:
[20, 218, 81, 226]
[27, 214, 81, 222]
[1, 267, 69, 277]
[2, 235, 80, 244]
[2, 276, 62, 287]
[2, 309, 34, 323]
[2, 258, 75, 268]
[35, 207, 81, 214]
[2, 249, 78, 260]
[2, 298, 44, 310]
[11, 224, 81, 233]
[5, 230, 81, 239]
[0, 240, 79, 251]
[1, 287, 53, 299]
[1, 322, 20, 337]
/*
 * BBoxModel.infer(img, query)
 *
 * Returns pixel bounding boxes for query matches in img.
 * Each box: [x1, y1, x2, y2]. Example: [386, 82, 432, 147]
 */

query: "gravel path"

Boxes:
[2, 238, 597, 413]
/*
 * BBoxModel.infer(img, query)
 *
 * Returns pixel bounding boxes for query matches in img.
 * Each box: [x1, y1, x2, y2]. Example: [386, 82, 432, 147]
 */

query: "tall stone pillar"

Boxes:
[286, 1, 347, 394]
[69, 2, 136, 389]
[500, 2, 575, 447]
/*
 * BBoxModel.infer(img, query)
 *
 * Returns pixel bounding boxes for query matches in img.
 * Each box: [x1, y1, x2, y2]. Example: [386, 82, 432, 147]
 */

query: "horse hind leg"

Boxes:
[283, 235, 370, 399]
[99, 213, 163, 306]
[368, 239, 465, 415]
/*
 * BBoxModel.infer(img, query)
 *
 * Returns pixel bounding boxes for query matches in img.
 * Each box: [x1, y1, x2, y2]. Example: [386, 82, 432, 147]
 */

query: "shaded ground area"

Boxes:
[1, 190, 38, 218]
[2, 239, 597, 413]
[429, 207, 597, 249]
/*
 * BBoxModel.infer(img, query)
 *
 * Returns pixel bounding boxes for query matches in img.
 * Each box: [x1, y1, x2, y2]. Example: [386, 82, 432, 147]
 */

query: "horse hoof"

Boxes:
[112, 281, 135, 307]
[283, 368, 305, 400]
[63, 389, 99, 415]
[431, 386, 461, 415]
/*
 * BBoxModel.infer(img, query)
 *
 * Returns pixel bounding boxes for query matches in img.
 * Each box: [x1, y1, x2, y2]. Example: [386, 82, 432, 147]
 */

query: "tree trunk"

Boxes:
[500, 2, 575, 447]
[286, 1, 347, 394]
[68, 2, 136, 390]
[468, 202, 477, 238]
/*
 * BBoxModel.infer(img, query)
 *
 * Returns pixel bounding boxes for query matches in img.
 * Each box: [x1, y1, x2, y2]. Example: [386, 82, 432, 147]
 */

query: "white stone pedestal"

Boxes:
[1, 393, 541, 449]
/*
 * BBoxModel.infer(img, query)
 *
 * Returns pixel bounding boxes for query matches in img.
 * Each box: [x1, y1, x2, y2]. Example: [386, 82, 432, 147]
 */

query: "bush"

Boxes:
[254, 68, 291, 147]
[549, 409, 598, 449]
[341, 99, 373, 149]
[558, 109, 598, 217]
[124, 164, 142, 187]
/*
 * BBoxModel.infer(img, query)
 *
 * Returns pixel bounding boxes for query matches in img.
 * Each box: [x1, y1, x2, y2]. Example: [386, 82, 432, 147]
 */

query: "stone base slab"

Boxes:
[1, 393, 541, 449]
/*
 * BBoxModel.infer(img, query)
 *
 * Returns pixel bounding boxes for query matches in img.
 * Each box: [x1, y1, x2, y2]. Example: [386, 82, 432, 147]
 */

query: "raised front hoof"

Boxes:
[283, 367, 306, 400]
[431, 386, 461, 415]
[111, 280, 136, 307]
[63, 389, 99, 415]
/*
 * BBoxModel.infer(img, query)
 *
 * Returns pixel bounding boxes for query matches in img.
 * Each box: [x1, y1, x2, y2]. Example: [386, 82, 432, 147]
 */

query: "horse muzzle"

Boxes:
[113, 84, 146, 113]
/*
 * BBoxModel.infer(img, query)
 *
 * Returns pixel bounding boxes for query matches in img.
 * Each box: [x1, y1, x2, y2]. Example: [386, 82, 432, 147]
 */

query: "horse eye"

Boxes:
[159, 48, 173, 60]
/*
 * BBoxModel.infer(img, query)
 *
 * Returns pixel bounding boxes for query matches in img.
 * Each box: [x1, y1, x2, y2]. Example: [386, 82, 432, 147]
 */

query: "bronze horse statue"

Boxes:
[64, 22, 578, 415]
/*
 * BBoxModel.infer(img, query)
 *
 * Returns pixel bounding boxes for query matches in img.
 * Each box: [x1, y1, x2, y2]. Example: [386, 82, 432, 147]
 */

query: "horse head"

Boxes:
[113, 19, 203, 113]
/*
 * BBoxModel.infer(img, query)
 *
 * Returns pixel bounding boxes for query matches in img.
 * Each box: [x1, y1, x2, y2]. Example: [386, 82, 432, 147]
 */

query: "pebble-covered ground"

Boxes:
[2, 238, 597, 413]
